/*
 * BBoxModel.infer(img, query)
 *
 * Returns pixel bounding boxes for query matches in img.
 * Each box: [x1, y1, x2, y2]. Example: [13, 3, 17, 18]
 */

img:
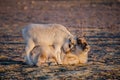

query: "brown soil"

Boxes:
[0, 0, 120, 80]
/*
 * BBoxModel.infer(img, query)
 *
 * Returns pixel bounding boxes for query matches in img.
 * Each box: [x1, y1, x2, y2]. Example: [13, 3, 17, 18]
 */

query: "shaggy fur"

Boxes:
[22, 24, 76, 65]
[63, 38, 90, 65]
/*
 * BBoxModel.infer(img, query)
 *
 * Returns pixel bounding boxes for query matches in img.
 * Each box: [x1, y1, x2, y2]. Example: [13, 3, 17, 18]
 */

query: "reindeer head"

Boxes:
[77, 37, 90, 52]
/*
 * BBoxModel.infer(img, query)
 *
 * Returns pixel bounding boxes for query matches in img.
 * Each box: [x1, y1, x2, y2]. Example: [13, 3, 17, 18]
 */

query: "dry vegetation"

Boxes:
[0, 0, 120, 80]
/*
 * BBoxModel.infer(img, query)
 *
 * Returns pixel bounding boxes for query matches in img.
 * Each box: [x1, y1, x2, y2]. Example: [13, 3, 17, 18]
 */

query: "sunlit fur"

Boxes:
[63, 38, 90, 65]
[36, 38, 90, 66]
[22, 24, 76, 65]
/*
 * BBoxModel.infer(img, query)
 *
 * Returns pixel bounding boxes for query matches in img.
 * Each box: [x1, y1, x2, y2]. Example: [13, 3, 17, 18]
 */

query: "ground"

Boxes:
[0, 0, 120, 80]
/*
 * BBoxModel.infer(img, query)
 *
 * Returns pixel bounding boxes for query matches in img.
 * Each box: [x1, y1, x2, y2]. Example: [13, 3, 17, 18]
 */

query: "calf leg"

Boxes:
[25, 39, 35, 65]
[54, 45, 62, 64]
[36, 52, 47, 66]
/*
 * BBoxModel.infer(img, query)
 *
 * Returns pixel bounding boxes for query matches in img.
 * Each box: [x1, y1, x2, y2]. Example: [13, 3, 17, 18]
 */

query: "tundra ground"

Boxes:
[0, 0, 120, 80]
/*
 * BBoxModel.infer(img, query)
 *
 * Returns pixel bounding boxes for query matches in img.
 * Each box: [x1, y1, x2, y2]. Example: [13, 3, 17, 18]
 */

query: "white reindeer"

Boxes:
[22, 24, 76, 65]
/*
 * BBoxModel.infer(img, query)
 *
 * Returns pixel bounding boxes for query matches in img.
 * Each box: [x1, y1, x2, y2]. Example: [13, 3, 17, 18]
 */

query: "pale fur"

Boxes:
[35, 45, 58, 66]
[63, 38, 90, 65]
[35, 38, 90, 66]
[22, 24, 76, 65]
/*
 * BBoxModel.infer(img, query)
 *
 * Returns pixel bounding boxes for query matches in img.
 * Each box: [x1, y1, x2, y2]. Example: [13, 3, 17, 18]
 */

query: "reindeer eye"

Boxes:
[69, 44, 71, 48]
[84, 43, 87, 46]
